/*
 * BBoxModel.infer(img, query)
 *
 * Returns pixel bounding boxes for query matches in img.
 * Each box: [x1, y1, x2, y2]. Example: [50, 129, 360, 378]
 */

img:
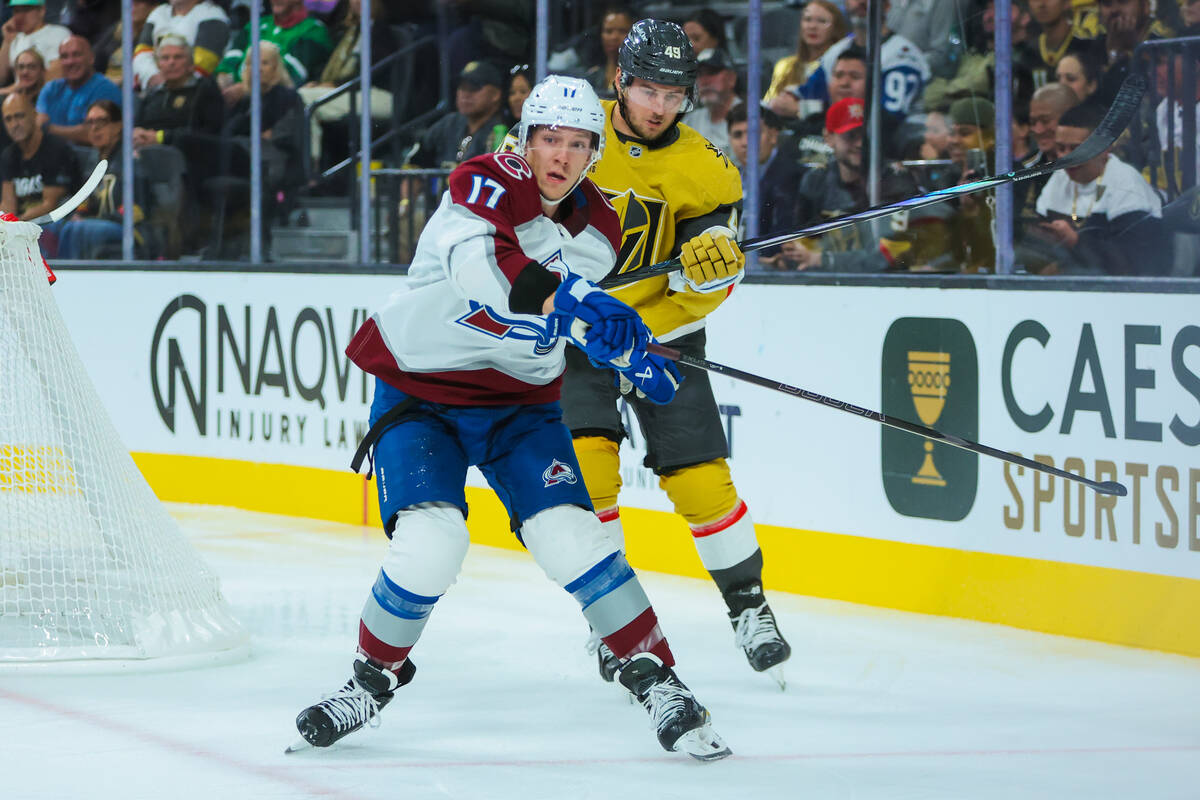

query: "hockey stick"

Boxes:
[30, 158, 108, 226]
[646, 342, 1128, 497]
[600, 73, 1148, 289]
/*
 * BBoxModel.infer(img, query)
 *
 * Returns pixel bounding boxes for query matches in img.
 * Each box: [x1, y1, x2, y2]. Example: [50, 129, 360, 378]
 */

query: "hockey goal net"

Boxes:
[0, 221, 245, 665]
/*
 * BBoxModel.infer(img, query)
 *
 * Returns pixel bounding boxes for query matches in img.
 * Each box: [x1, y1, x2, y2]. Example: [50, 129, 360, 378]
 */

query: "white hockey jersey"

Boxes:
[347, 152, 621, 405]
[821, 33, 931, 116]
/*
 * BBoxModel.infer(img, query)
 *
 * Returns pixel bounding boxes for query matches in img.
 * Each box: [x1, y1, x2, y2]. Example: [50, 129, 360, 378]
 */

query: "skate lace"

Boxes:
[320, 680, 385, 732]
[644, 680, 693, 736]
[733, 603, 780, 653]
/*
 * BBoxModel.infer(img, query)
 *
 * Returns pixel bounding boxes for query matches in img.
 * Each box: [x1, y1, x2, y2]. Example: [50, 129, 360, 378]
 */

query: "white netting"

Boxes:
[0, 222, 246, 664]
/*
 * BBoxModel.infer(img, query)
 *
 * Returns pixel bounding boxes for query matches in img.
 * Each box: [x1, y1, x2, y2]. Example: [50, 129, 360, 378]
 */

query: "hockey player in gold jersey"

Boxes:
[564, 19, 791, 688]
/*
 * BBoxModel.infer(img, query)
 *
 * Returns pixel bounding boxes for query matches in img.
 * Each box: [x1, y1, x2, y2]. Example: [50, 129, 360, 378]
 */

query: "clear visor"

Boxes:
[524, 125, 599, 158]
[622, 83, 694, 115]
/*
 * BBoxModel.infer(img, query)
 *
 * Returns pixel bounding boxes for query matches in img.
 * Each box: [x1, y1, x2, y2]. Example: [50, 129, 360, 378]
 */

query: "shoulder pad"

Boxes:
[448, 152, 542, 225]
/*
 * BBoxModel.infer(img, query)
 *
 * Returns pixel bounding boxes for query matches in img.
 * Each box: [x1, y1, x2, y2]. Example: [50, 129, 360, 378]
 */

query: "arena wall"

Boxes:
[52, 272, 1200, 657]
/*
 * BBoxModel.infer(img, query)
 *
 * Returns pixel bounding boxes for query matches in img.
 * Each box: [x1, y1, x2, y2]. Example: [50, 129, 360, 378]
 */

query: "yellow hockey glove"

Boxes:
[679, 231, 745, 292]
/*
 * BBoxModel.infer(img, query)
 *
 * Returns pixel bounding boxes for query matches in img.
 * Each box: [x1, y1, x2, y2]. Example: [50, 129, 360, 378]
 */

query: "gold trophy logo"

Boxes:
[907, 351, 950, 486]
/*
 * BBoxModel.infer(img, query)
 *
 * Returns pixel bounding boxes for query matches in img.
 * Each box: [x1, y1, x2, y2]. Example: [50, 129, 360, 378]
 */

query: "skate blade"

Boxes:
[673, 724, 733, 762]
[767, 664, 787, 691]
[284, 737, 314, 754]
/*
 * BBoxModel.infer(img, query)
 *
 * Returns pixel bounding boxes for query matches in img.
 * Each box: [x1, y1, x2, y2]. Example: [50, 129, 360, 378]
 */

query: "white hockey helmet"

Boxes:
[517, 75, 606, 180]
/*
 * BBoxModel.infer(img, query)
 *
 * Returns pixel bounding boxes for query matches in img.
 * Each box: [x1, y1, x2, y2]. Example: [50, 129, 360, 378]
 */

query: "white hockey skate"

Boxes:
[618, 653, 732, 762]
[286, 655, 415, 753]
[726, 582, 791, 690]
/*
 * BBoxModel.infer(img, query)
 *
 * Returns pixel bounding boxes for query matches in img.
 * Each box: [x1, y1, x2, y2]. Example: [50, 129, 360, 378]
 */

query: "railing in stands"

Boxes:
[304, 33, 446, 186]
[1133, 36, 1200, 202]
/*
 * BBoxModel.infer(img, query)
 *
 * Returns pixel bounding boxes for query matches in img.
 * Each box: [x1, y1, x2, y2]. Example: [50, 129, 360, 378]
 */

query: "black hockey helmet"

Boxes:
[617, 19, 698, 108]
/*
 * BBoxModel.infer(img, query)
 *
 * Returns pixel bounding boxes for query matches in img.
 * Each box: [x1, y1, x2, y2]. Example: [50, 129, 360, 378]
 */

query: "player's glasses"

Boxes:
[624, 84, 693, 114]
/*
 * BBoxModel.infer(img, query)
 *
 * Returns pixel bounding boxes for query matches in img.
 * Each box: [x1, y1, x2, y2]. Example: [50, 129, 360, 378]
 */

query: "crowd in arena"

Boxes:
[0, 0, 1195, 273]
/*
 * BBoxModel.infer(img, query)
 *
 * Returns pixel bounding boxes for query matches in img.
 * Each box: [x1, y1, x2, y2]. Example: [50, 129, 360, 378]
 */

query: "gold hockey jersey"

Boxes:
[589, 100, 743, 341]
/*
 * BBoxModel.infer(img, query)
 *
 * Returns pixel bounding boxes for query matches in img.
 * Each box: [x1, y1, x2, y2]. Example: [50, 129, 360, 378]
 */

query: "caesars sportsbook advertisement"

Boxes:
[53, 273, 1200, 583]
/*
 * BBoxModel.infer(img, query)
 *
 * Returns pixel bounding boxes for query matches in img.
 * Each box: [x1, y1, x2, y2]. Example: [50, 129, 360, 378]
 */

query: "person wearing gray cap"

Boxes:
[681, 47, 741, 155]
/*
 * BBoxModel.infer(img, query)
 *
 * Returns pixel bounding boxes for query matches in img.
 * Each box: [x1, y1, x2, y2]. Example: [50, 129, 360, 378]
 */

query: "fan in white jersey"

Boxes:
[821, 0, 930, 116]
[291, 75, 730, 762]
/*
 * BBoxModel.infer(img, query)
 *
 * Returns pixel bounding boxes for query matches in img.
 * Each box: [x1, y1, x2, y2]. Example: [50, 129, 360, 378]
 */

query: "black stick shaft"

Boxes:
[647, 343, 1129, 497]
[600, 73, 1146, 291]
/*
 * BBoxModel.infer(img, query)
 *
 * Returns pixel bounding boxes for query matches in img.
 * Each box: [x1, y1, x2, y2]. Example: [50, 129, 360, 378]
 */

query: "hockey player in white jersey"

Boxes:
[291, 76, 731, 762]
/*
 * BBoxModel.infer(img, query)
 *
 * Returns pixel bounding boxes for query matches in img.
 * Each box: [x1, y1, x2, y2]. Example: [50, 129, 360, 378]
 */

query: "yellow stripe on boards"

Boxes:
[130, 452, 1200, 658]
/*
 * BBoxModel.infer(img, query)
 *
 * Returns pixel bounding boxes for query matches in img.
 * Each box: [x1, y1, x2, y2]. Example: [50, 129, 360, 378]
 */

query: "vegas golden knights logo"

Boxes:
[602, 188, 667, 274]
[881, 318, 978, 521]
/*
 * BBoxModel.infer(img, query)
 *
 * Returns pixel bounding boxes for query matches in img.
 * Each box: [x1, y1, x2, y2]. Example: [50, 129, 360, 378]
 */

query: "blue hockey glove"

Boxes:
[551, 274, 649, 365]
[616, 350, 684, 405]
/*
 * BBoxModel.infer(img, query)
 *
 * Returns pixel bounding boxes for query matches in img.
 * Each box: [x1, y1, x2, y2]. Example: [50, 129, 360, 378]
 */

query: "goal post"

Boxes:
[0, 221, 246, 667]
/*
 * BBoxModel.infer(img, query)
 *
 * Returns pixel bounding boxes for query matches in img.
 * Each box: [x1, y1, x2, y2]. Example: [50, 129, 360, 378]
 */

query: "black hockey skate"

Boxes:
[618, 653, 731, 762]
[725, 582, 791, 689]
[287, 655, 416, 752]
[585, 629, 621, 683]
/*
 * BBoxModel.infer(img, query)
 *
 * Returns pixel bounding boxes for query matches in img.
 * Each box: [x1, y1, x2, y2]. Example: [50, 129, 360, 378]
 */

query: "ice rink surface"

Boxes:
[2, 504, 1198, 800]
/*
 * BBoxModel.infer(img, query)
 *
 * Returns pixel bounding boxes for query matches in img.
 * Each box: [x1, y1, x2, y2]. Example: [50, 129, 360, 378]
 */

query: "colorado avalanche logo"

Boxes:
[542, 458, 578, 487]
[454, 251, 571, 354]
[455, 301, 558, 354]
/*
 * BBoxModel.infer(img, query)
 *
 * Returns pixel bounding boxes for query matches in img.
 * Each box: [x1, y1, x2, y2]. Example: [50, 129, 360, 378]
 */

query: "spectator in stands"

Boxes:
[1185, 0, 1200, 27]
[580, 5, 634, 99]
[1093, 0, 1171, 104]
[0, 90, 81, 255]
[886, 0, 966, 79]
[788, 97, 921, 271]
[683, 8, 727, 56]
[506, 63, 531, 123]
[1026, 0, 1101, 88]
[133, 0, 229, 89]
[408, 60, 508, 169]
[57, 99, 140, 259]
[1027, 83, 1078, 172]
[93, 0, 157, 87]
[682, 48, 740, 154]
[297, 0, 395, 169]
[919, 110, 953, 159]
[923, 0, 1035, 112]
[763, 0, 847, 114]
[132, 34, 223, 146]
[726, 103, 804, 259]
[227, 40, 304, 170]
[0, 0, 69, 87]
[1030, 102, 1170, 274]
[216, 0, 330, 105]
[944, 96, 997, 271]
[792, 45, 876, 148]
[1054, 49, 1102, 103]
[1145, 48, 1200, 194]
[826, 45, 868, 108]
[821, 0, 929, 156]
[1015, 83, 1079, 240]
[0, 46, 46, 98]
[908, 110, 956, 190]
[36, 35, 121, 146]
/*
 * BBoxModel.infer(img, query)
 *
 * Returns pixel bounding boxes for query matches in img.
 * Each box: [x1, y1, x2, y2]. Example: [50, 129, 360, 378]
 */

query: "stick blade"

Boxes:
[1052, 73, 1147, 169]
[1094, 480, 1128, 497]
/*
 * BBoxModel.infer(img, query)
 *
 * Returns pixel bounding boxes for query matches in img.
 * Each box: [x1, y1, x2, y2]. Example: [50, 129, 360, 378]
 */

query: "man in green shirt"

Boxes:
[215, 0, 331, 105]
